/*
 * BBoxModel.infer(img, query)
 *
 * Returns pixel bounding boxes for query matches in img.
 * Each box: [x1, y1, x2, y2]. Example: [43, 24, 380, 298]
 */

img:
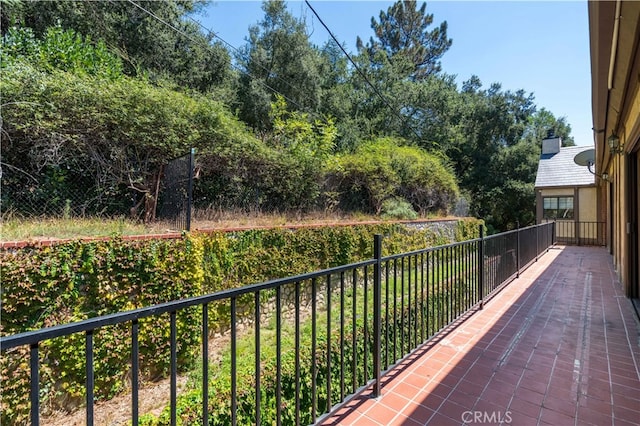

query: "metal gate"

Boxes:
[157, 148, 195, 231]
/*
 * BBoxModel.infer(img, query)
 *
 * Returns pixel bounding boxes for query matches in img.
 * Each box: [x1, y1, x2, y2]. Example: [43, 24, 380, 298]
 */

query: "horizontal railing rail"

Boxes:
[1, 222, 556, 426]
[549, 220, 606, 246]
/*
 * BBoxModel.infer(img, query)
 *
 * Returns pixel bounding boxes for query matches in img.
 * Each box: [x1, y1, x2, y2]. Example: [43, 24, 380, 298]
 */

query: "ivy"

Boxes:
[0, 220, 480, 424]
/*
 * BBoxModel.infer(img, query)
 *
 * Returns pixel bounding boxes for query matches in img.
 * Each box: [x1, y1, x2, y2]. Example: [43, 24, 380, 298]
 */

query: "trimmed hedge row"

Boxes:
[0, 220, 481, 424]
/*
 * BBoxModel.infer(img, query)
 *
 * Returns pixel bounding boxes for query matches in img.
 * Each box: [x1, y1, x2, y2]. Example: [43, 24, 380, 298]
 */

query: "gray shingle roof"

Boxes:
[534, 145, 595, 188]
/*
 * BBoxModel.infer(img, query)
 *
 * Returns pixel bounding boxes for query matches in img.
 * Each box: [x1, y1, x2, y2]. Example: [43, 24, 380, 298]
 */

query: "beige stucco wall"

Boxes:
[578, 187, 597, 222]
[539, 188, 574, 197]
[536, 187, 597, 224]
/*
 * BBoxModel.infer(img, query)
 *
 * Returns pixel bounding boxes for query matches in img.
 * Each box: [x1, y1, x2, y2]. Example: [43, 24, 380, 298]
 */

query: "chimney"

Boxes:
[541, 134, 561, 155]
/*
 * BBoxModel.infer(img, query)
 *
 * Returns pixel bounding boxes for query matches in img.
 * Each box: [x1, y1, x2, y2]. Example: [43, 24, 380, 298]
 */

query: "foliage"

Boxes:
[236, 0, 324, 131]
[446, 77, 540, 228]
[380, 197, 418, 220]
[0, 0, 579, 233]
[1, 26, 123, 79]
[522, 108, 575, 147]
[0, 59, 258, 219]
[141, 233, 485, 425]
[0, 220, 481, 424]
[328, 138, 459, 215]
[357, 0, 452, 79]
[0, 0, 232, 93]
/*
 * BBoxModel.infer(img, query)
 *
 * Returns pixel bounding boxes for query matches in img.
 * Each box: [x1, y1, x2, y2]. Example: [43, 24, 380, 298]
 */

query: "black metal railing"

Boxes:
[0, 222, 556, 426]
[550, 221, 605, 246]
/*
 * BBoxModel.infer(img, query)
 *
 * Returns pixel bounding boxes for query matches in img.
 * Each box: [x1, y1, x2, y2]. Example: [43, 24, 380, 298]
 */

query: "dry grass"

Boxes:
[191, 208, 377, 231]
[0, 216, 165, 242]
[0, 209, 400, 242]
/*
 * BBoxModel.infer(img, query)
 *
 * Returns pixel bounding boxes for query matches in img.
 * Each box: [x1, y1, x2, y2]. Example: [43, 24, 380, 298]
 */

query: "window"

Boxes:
[543, 196, 574, 219]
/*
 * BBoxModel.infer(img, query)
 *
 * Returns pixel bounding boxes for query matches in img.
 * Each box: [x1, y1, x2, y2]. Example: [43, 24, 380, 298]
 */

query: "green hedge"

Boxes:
[0, 220, 480, 424]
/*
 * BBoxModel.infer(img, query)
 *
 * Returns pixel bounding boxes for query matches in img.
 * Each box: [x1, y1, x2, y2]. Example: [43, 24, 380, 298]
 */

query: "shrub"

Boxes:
[380, 197, 418, 220]
[327, 138, 459, 215]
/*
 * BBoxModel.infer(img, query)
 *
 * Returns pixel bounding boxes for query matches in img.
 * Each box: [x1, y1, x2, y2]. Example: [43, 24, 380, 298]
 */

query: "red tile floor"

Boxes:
[320, 246, 640, 426]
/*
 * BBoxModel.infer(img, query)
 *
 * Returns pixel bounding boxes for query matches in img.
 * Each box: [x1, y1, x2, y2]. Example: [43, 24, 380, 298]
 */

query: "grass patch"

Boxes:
[0, 216, 163, 241]
[1, 209, 457, 242]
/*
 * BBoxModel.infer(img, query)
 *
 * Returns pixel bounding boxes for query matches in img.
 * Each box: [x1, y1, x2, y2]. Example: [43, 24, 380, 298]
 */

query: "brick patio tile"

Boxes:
[358, 401, 399, 426]
[612, 419, 639, 426]
[318, 247, 640, 426]
[446, 389, 478, 409]
[612, 404, 640, 424]
[403, 401, 435, 424]
[479, 387, 513, 408]
[507, 411, 540, 426]
[542, 395, 576, 417]
[578, 395, 613, 411]
[426, 412, 461, 426]
[513, 386, 545, 405]
[436, 400, 468, 422]
[412, 388, 444, 406]
[389, 382, 424, 402]
[576, 406, 614, 426]
[519, 375, 549, 395]
[611, 383, 640, 400]
[427, 380, 456, 397]
[539, 407, 575, 425]
[611, 393, 640, 412]
[508, 397, 541, 419]
[457, 378, 487, 397]
[350, 413, 382, 426]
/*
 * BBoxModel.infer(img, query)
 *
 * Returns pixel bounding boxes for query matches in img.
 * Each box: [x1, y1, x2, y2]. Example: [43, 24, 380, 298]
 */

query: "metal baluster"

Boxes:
[86, 331, 94, 426]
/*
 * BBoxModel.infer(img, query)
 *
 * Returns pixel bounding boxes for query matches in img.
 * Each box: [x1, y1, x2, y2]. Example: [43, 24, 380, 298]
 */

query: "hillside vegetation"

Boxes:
[1, 0, 575, 231]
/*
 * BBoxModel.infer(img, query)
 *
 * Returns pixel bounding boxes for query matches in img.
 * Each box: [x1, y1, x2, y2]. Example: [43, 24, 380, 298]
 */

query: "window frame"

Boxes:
[542, 196, 574, 220]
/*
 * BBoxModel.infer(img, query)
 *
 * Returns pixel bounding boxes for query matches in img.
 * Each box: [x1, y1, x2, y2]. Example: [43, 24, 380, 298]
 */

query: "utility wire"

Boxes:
[304, 0, 424, 141]
[125, 0, 308, 113]
[185, 15, 312, 114]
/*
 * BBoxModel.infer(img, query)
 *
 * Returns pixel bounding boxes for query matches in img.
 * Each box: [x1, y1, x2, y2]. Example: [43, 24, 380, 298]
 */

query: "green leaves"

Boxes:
[328, 137, 459, 215]
[1, 26, 123, 79]
[358, 0, 452, 80]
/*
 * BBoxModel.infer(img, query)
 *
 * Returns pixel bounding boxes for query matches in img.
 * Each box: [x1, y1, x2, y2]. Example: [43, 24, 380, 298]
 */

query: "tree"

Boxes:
[237, 0, 324, 132]
[522, 108, 575, 147]
[446, 77, 540, 230]
[1, 0, 232, 93]
[357, 0, 452, 80]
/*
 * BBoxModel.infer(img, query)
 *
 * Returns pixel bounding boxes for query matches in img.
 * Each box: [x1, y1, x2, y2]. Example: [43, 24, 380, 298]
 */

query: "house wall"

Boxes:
[578, 187, 597, 222]
[536, 187, 596, 224]
[612, 88, 639, 297]
[589, 0, 640, 300]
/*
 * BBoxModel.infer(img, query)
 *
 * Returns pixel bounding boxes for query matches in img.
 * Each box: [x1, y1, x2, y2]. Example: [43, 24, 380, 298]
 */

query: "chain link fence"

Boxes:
[1, 148, 195, 232]
[0, 163, 134, 218]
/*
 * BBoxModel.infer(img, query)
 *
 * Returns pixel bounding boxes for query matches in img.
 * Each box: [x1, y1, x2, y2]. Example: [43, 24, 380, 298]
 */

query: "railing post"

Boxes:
[553, 220, 556, 245]
[30, 343, 39, 426]
[516, 221, 520, 278]
[373, 234, 382, 397]
[534, 225, 540, 262]
[186, 147, 195, 232]
[478, 225, 484, 310]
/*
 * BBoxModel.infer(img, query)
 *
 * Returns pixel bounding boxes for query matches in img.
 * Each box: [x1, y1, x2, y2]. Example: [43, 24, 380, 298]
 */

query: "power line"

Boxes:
[304, 0, 424, 141]
[185, 15, 312, 114]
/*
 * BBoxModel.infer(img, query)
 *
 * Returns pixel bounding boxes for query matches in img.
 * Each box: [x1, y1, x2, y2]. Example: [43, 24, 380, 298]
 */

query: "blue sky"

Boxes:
[198, 1, 592, 146]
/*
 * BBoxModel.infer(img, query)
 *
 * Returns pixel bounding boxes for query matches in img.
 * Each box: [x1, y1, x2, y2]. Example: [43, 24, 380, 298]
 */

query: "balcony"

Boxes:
[321, 245, 640, 425]
[2, 223, 639, 425]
